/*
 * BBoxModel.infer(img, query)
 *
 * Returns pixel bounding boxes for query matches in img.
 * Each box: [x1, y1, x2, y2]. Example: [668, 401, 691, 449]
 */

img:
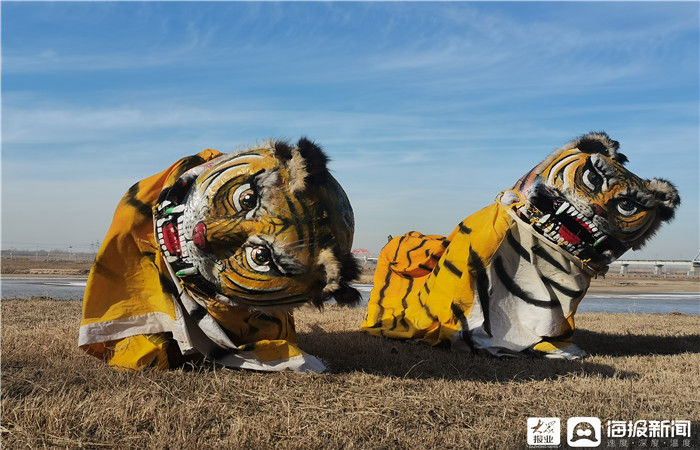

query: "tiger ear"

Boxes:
[297, 137, 331, 184]
[646, 178, 681, 221]
[574, 132, 628, 164]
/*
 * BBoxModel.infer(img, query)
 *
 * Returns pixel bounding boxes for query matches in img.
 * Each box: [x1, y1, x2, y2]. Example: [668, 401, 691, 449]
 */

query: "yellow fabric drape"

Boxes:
[79, 150, 319, 371]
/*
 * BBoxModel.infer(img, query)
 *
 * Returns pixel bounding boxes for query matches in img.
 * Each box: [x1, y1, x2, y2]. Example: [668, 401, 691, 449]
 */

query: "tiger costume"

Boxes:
[361, 132, 680, 358]
[79, 138, 360, 372]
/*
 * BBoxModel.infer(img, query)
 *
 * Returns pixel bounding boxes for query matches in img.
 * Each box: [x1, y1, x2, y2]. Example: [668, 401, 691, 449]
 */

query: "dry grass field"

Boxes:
[2, 298, 698, 448]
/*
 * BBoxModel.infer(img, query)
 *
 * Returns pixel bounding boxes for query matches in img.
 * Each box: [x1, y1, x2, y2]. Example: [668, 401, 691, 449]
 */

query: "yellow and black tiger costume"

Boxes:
[361, 132, 680, 358]
[80, 139, 360, 372]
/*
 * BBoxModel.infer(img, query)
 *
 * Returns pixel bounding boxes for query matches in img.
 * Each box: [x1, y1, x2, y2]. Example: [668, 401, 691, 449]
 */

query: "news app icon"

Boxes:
[567, 417, 601, 447]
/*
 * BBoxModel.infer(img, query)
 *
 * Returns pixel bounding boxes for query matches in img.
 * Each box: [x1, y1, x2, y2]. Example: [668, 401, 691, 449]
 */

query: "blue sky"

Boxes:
[2, 2, 698, 260]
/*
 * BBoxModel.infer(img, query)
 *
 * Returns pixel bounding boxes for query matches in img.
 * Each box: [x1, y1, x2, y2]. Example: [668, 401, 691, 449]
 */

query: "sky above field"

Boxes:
[2, 2, 699, 259]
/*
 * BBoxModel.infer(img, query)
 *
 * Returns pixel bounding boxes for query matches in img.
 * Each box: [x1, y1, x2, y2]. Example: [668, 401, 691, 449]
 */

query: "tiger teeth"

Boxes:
[176, 267, 198, 277]
[165, 205, 185, 215]
[556, 202, 569, 215]
[538, 214, 551, 223]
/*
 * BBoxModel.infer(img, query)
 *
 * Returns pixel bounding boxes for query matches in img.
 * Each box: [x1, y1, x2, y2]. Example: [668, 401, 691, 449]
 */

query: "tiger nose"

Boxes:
[197, 217, 261, 250]
[193, 221, 207, 250]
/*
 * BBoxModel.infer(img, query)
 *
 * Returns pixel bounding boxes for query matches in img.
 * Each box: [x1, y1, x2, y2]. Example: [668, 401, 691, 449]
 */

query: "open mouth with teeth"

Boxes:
[154, 176, 218, 296]
[517, 187, 627, 271]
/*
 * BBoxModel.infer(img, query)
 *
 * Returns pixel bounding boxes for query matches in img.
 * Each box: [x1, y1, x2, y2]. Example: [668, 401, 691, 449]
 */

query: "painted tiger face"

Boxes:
[512, 132, 680, 272]
[155, 138, 360, 309]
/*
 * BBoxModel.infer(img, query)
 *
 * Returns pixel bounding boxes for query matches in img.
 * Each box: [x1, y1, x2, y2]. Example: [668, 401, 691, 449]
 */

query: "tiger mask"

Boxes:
[511, 132, 680, 274]
[155, 138, 361, 310]
[361, 132, 680, 359]
[80, 138, 359, 372]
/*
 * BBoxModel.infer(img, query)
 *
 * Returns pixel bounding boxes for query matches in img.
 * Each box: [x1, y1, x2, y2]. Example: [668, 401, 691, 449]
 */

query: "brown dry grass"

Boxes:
[1, 257, 92, 275]
[2, 299, 699, 449]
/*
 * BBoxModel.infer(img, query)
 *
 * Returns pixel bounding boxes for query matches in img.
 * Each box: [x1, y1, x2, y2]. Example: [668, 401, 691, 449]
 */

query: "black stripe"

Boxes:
[221, 274, 287, 295]
[158, 272, 179, 296]
[371, 237, 404, 328]
[369, 266, 393, 328]
[209, 345, 239, 360]
[405, 239, 427, 268]
[381, 273, 406, 338]
[418, 263, 433, 272]
[392, 235, 405, 260]
[233, 294, 309, 308]
[429, 253, 440, 261]
[458, 222, 472, 234]
[189, 304, 208, 322]
[541, 276, 585, 299]
[494, 256, 561, 309]
[468, 247, 491, 338]
[200, 162, 250, 192]
[506, 232, 531, 263]
[532, 246, 568, 273]
[451, 302, 476, 354]
[440, 239, 450, 248]
[432, 263, 441, 277]
[296, 193, 315, 258]
[539, 328, 574, 343]
[424, 282, 430, 294]
[386, 313, 398, 332]
[442, 259, 463, 278]
[401, 277, 414, 311]
[125, 182, 153, 218]
[417, 292, 438, 322]
[282, 192, 305, 242]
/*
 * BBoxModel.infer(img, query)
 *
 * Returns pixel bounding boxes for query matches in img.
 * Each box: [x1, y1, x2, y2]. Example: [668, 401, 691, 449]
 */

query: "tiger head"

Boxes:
[154, 138, 361, 310]
[510, 132, 680, 273]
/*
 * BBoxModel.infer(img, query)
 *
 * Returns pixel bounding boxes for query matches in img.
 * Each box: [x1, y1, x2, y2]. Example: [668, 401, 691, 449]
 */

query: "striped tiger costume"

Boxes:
[80, 139, 360, 372]
[361, 132, 680, 358]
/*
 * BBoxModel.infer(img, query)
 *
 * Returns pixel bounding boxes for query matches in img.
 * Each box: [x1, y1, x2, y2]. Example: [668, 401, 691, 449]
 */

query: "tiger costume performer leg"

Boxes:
[79, 138, 360, 372]
[361, 132, 680, 358]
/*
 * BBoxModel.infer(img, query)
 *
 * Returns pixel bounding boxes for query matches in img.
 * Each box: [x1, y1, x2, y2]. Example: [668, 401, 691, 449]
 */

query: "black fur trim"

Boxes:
[577, 136, 614, 154]
[333, 282, 362, 307]
[273, 141, 293, 161]
[338, 250, 361, 282]
[651, 178, 681, 221]
[576, 131, 627, 164]
[297, 137, 331, 184]
[308, 283, 327, 309]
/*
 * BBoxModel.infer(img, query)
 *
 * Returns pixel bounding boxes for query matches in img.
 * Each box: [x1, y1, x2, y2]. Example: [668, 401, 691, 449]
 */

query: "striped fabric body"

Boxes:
[361, 197, 591, 358]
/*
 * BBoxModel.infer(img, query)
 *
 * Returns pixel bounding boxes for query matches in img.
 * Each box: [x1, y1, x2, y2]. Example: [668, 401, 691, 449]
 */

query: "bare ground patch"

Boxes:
[2, 299, 698, 448]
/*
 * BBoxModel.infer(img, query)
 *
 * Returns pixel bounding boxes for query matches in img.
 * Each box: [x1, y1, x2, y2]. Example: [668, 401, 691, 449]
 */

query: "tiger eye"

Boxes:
[251, 246, 271, 265]
[239, 189, 257, 210]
